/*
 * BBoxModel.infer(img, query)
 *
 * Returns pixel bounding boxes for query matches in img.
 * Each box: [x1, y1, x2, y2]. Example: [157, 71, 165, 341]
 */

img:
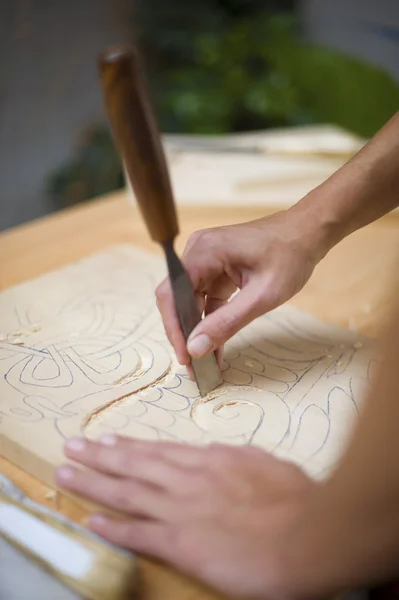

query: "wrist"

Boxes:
[285, 184, 346, 266]
[289, 140, 398, 263]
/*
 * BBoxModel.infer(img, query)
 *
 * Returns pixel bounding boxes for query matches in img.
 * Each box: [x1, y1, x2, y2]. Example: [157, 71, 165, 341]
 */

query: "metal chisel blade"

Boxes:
[163, 241, 222, 396]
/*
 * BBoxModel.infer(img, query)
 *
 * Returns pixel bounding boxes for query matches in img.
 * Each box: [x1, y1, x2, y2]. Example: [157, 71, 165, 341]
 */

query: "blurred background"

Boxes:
[0, 0, 398, 231]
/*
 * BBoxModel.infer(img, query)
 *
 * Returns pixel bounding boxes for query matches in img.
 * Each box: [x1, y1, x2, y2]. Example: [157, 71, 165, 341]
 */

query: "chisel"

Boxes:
[98, 44, 222, 396]
[0, 474, 136, 599]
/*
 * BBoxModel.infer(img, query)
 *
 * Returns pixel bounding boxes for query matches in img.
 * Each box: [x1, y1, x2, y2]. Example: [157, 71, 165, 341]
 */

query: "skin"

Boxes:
[56, 111, 399, 599]
[156, 209, 325, 374]
[57, 439, 313, 599]
[156, 111, 399, 368]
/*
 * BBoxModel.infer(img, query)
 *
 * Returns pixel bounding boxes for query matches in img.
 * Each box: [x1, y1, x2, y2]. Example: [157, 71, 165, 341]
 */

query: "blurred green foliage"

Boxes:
[48, 126, 124, 206]
[144, 12, 399, 136]
[48, 3, 399, 207]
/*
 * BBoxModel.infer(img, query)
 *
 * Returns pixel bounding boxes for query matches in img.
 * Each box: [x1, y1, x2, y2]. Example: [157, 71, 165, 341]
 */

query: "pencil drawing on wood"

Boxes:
[0, 245, 375, 486]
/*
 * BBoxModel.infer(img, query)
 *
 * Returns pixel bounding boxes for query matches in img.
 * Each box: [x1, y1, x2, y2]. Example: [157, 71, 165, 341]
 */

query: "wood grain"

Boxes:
[1, 189, 399, 600]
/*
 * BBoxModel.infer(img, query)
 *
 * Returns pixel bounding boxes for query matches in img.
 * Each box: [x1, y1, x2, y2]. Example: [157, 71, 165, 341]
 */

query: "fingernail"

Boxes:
[56, 466, 75, 481]
[187, 333, 212, 358]
[89, 514, 107, 527]
[65, 437, 86, 452]
[99, 433, 117, 447]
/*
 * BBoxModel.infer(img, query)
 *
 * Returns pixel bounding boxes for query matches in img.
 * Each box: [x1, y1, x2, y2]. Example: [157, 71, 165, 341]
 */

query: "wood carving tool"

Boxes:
[0, 473, 137, 599]
[98, 43, 222, 397]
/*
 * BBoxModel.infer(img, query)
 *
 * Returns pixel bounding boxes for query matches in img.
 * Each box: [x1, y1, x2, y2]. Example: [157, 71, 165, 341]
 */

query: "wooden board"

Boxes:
[159, 125, 366, 207]
[163, 124, 366, 156]
[0, 243, 375, 487]
[1, 192, 399, 600]
[162, 151, 346, 206]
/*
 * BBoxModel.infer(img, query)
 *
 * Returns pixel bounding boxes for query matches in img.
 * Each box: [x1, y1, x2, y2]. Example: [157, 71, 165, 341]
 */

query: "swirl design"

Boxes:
[0, 246, 375, 481]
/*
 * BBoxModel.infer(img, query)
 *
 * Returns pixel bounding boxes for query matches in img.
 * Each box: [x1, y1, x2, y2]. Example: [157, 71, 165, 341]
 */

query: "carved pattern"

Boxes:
[0, 245, 375, 480]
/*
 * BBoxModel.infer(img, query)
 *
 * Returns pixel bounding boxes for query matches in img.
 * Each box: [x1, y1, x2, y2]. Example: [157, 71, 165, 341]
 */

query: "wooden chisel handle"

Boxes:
[98, 44, 179, 244]
[0, 490, 136, 599]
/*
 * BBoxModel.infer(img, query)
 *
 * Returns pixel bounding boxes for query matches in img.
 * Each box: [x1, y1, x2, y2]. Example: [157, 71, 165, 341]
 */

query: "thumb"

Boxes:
[187, 281, 270, 359]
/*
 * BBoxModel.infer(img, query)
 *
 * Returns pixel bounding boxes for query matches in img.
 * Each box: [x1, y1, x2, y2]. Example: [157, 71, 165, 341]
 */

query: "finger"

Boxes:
[203, 272, 237, 303]
[185, 289, 209, 379]
[156, 229, 232, 365]
[188, 293, 205, 378]
[204, 296, 227, 317]
[107, 436, 207, 469]
[215, 347, 224, 369]
[73, 435, 207, 469]
[187, 280, 268, 359]
[186, 363, 196, 381]
[155, 283, 205, 365]
[55, 464, 170, 518]
[63, 437, 185, 490]
[89, 516, 175, 562]
[205, 296, 227, 367]
[195, 291, 206, 315]
[181, 229, 204, 258]
[156, 277, 189, 365]
[155, 231, 204, 364]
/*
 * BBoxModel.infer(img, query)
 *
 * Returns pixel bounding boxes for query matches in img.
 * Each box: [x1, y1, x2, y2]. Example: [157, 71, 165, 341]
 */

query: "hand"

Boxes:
[56, 435, 315, 600]
[156, 207, 327, 372]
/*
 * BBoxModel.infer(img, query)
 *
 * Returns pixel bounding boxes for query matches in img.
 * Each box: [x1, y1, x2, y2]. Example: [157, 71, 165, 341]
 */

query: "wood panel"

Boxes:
[1, 190, 398, 600]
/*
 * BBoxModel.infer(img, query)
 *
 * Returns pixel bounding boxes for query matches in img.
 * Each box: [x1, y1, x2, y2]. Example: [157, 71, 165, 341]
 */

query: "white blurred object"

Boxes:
[0, 537, 79, 600]
[125, 125, 366, 208]
[163, 124, 366, 157]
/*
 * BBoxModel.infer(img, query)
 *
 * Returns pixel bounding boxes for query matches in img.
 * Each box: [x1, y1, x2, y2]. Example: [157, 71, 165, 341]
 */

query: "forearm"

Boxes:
[290, 282, 399, 597]
[290, 110, 399, 261]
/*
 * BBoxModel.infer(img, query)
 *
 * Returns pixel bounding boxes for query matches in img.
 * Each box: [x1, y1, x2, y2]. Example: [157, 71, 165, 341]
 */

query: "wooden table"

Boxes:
[1, 190, 399, 600]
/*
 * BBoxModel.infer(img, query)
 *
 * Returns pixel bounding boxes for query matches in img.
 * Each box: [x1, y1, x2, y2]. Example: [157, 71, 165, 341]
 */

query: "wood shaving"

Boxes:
[348, 317, 358, 333]
[44, 490, 56, 501]
[44, 490, 61, 510]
